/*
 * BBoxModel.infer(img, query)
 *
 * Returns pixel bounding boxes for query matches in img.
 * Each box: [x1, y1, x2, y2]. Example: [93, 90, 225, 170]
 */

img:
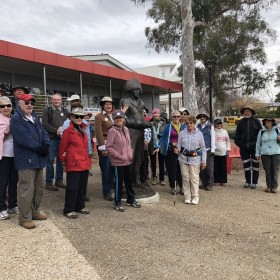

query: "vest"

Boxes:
[197, 122, 212, 149]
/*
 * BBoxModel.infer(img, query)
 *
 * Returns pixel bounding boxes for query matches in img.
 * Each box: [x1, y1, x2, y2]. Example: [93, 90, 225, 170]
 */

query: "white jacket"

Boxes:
[214, 128, 231, 156]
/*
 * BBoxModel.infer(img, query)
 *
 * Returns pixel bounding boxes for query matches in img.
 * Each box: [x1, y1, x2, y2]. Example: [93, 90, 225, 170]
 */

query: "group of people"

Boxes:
[1, 81, 279, 229]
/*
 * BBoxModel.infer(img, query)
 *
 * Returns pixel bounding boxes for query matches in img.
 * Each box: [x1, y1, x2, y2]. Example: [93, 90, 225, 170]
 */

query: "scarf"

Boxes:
[171, 121, 181, 135]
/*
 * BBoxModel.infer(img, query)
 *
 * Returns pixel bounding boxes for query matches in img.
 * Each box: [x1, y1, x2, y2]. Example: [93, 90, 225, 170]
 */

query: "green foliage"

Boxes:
[132, 0, 279, 103]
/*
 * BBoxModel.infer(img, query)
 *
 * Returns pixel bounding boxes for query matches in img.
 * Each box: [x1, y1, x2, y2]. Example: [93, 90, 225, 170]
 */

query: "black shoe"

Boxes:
[204, 186, 213, 191]
[126, 201, 141, 208]
[85, 196, 90, 201]
[104, 194, 114, 201]
[113, 204, 125, 212]
[199, 185, 205, 189]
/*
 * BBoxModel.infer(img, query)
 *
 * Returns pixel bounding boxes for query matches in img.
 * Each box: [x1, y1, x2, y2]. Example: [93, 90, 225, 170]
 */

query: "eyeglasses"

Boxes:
[0, 104, 12, 108]
[180, 113, 187, 116]
[172, 116, 180, 118]
[24, 101, 35, 106]
[185, 122, 193, 125]
[74, 115, 85, 119]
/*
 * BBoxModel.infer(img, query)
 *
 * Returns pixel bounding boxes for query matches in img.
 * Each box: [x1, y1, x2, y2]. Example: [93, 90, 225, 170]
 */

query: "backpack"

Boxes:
[260, 127, 280, 145]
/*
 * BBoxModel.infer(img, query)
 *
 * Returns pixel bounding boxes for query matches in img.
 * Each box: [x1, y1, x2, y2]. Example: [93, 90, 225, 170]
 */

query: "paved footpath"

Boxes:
[1, 162, 280, 280]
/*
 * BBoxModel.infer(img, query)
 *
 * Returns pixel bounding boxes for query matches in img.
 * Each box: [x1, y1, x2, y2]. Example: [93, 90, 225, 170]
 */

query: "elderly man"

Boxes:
[42, 93, 68, 191]
[10, 94, 50, 229]
[234, 106, 262, 189]
[10, 85, 30, 110]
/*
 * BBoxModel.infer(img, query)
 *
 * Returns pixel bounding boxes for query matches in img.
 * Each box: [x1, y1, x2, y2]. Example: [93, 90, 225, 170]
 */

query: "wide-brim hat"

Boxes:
[240, 106, 255, 115]
[112, 110, 125, 119]
[67, 94, 80, 102]
[196, 112, 209, 120]
[262, 117, 277, 126]
[100, 96, 114, 106]
[70, 107, 86, 116]
[18, 94, 35, 102]
[11, 85, 30, 94]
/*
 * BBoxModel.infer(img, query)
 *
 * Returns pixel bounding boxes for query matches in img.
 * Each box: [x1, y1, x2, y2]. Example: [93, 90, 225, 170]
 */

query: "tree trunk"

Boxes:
[180, 0, 198, 116]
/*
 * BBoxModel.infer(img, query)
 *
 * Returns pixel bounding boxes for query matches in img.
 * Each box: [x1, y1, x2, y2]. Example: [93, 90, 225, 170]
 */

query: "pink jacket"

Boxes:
[106, 125, 133, 166]
[0, 113, 10, 160]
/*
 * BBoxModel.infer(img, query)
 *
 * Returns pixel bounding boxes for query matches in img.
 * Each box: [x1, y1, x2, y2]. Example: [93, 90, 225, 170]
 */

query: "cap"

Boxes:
[112, 110, 126, 119]
[11, 85, 30, 94]
[214, 118, 222, 124]
[179, 107, 189, 115]
[18, 94, 35, 102]
[70, 107, 86, 116]
[100, 96, 114, 106]
[67, 94, 80, 102]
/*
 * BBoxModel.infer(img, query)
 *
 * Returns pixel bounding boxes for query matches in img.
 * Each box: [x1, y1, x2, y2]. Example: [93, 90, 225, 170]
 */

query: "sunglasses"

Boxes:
[172, 116, 180, 118]
[200, 116, 207, 118]
[180, 113, 187, 115]
[74, 115, 85, 119]
[186, 122, 193, 125]
[0, 104, 12, 108]
[24, 101, 35, 106]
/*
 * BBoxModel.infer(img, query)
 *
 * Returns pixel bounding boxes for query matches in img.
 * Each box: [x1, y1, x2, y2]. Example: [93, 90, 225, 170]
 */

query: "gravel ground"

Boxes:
[1, 159, 280, 280]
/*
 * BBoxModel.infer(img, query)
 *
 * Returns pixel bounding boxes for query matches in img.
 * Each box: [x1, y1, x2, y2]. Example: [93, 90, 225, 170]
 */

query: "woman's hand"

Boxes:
[256, 156, 261, 161]
[121, 104, 129, 113]
[102, 150, 108, 156]
[174, 147, 179, 154]
[153, 148, 159, 154]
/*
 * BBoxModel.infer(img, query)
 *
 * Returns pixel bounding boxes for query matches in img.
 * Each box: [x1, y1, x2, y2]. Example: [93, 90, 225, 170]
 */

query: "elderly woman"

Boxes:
[256, 117, 280, 193]
[0, 97, 18, 220]
[59, 108, 92, 218]
[155, 110, 185, 194]
[149, 108, 166, 185]
[177, 115, 207, 205]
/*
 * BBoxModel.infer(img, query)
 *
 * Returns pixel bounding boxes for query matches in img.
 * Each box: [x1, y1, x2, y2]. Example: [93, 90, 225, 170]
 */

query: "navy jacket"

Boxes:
[10, 107, 50, 170]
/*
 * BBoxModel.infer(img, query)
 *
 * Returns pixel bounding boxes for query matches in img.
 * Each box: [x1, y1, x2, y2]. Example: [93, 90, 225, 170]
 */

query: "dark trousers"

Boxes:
[140, 149, 149, 183]
[0, 157, 18, 211]
[261, 155, 280, 189]
[200, 150, 214, 187]
[98, 150, 113, 197]
[164, 150, 182, 189]
[240, 147, 259, 184]
[214, 155, 227, 183]
[150, 149, 165, 181]
[46, 139, 63, 184]
[64, 171, 89, 214]
[113, 165, 135, 205]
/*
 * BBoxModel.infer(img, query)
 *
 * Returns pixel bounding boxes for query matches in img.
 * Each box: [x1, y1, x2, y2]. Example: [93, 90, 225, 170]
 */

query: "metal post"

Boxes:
[79, 72, 83, 102]
[204, 61, 216, 123]
[109, 78, 112, 97]
[168, 89, 172, 117]
[43, 65, 47, 94]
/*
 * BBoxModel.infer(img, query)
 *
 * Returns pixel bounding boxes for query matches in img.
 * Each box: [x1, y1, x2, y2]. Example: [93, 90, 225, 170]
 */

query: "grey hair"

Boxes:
[171, 110, 180, 117]
[51, 93, 62, 99]
[0, 96, 12, 105]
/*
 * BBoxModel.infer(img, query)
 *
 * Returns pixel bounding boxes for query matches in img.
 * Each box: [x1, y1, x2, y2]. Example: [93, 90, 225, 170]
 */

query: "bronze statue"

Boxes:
[120, 78, 155, 197]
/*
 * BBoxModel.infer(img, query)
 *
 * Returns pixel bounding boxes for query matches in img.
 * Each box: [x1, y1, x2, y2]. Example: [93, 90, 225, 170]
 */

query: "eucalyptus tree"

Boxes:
[132, 0, 279, 115]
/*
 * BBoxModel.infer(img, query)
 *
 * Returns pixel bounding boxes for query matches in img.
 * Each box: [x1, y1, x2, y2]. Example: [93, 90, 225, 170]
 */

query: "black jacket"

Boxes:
[234, 117, 262, 150]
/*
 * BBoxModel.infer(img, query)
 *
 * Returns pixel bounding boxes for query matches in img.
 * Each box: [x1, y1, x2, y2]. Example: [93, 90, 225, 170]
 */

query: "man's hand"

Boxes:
[102, 150, 108, 156]
[57, 126, 62, 136]
[201, 163, 207, 169]
[153, 148, 159, 154]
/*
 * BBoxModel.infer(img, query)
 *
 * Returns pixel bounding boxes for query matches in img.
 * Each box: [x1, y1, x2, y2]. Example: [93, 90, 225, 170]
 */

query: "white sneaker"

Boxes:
[0, 210, 10, 220]
[152, 177, 157, 185]
[184, 199, 191, 204]
[191, 197, 199, 205]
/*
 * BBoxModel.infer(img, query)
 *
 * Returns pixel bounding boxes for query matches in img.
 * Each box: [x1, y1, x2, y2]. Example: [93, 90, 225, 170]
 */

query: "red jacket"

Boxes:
[58, 122, 91, 172]
[106, 125, 133, 166]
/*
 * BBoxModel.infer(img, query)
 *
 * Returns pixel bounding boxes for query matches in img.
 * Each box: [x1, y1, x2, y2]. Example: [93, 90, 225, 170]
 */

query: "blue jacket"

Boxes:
[255, 127, 280, 157]
[158, 123, 185, 156]
[10, 107, 50, 170]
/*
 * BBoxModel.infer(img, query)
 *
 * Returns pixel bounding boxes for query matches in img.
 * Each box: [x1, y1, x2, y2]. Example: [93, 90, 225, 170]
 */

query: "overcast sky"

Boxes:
[0, 0, 280, 72]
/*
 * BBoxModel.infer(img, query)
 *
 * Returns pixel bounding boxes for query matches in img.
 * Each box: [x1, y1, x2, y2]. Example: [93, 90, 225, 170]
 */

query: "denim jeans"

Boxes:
[98, 150, 113, 197]
[0, 157, 18, 211]
[45, 139, 64, 184]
